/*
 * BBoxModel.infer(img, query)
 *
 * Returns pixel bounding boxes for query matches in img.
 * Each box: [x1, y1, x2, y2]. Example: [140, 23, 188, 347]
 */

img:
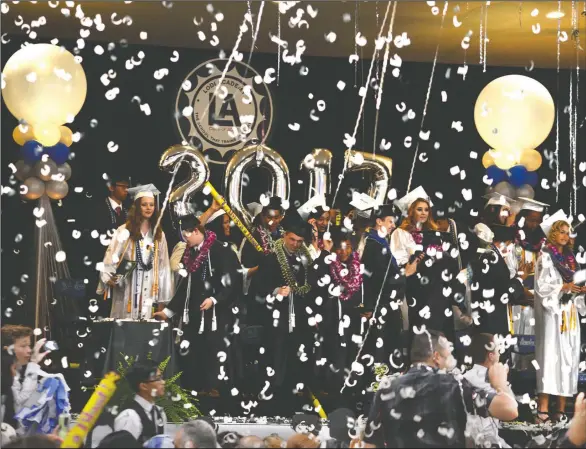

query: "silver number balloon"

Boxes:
[224, 144, 290, 229]
[300, 148, 332, 201]
[344, 150, 393, 206]
[159, 144, 210, 217]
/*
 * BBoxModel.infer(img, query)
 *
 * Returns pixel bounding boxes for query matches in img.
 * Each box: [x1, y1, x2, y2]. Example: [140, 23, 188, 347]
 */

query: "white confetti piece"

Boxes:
[532, 360, 540, 371]
[325, 31, 336, 43]
[107, 141, 119, 153]
[140, 31, 147, 40]
[288, 123, 300, 131]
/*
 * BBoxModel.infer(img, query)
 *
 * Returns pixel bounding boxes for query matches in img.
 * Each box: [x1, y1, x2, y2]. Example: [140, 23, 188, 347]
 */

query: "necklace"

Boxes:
[182, 231, 217, 273]
[274, 239, 311, 296]
[544, 243, 577, 283]
[106, 198, 125, 226]
[329, 252, 362, 301]
[257, 225, 284, 255]
[136, 237, 155, 270]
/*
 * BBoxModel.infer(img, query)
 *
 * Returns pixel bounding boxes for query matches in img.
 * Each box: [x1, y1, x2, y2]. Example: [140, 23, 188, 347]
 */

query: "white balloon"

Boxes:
[494, 181, 515, 198]
[515, 184, 535, 199]
[474, 75, 554, 152]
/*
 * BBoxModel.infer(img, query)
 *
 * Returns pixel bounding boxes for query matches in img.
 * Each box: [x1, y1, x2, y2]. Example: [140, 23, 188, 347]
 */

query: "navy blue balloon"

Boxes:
[525, 171, 538, 187]
[509, 165, 529, 187]
[46, 143, 70, 165]
[20, 140, 44, 164]
[486, 165, 506, 184]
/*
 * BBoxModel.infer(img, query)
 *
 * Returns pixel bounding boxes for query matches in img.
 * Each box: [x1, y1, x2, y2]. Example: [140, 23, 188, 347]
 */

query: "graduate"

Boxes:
[97, 184, 173, 320]
[253, 209, 319, 396]
[469, 194, 528, 360]
[154, 215, 240, 393]
[512, 198, 549, 371]
[534, 211, 586, 422]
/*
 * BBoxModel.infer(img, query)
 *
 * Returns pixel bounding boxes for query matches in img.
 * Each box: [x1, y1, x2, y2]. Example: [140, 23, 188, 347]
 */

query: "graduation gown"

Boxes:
[311, 252, 364, 392]
[469, 243, 525, 337]
[361, 231, 407, 370]
[255, 244, 318, 391]
[165, 239, 240, 391]
[534, 251, 585, 396]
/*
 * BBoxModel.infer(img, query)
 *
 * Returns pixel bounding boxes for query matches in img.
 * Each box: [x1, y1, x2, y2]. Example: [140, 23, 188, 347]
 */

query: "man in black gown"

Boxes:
[154, 215, 240, 394]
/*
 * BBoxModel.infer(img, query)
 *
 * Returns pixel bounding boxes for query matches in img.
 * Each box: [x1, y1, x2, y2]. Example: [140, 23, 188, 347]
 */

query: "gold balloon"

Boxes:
[474, 75, 554, 152]
[519, 149, 542, 172]
[482, 151, 495, 168]
[33, 123, 61, 146]
[45, 180, 69, 200]
[21, 177, 45, 201]
[59, 126, 73, 147]
[12, 124, 35, 145]
[1, 43, 87, 125]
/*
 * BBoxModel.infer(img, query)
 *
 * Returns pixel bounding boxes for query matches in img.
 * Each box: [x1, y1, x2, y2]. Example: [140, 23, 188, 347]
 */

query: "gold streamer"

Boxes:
[61, 372, 120, 448]
[204, 182, 263, 253]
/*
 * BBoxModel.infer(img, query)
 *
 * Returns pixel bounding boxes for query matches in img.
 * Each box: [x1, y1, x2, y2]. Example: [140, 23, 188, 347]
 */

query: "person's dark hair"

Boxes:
[237, 435, 266, 448]
[482, 205, 505, 227]
[179, 420, 219, 448]
[328, 408, 355, 443]
[217, 430, 242, 448]
[125, 359, 160, 393]
[410, 329, 445, 364]
[1, 325, 33, 346]
[2, 435, 59, 448]
[469, 333, 496, 365]
[97, 430, 141, 448]
[1, 349, 17, 428]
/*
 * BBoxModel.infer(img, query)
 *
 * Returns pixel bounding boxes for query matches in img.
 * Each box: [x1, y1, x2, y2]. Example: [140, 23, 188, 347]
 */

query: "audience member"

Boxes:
[324, 408, 356, 448]
[465, 333, 515, 447]
[97, 430, 141, 448]
[237, 435, 267, 448]
[1, 349, 17, 429]
[113, 360, 167, 444]
[362, 330, 518, 448]
[217, 430, 242, 448]
[263, 434, 285, 448]
[174, 419, 220, 448]
[1, 434, 60, 448]
[286, 433, 320, 448]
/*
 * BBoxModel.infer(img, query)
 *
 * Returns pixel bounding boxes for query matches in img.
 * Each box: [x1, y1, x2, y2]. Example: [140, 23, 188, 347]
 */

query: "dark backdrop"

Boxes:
[2, 35, 585, 327]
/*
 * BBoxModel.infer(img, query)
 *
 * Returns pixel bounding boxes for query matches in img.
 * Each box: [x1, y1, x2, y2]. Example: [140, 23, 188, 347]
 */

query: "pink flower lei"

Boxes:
[182, 230, 217, 273]
[329, 252, 363, 301]
[257, 225, 283, 255]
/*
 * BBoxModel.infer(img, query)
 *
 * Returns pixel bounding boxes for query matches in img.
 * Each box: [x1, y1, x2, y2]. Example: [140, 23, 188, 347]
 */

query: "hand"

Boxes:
[277, 286, 291, 297]
[404, 260, 418, 277]
[564, 283, 582, 293]
[210, 199, 222, 212]
[581, 286, 586, 294]
[571, 283, 583, 293]
[567, 392, 586, 446]
[30, 338, 50, 364]
[308, 219, 318, 239]
[153, 311, 169, 321]
[488, 362, 509, 391]
[460, 315, 473, 326]
[107, 274, 122, 287]
[323, 238, 333, 252]
[200, 298, 214, 311]
[361, 312, 373, 319]
[520, 262, 534, 280]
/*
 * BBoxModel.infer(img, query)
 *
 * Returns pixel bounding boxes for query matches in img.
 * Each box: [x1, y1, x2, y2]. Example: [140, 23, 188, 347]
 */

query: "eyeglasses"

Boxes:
[146, 376, 163, 383]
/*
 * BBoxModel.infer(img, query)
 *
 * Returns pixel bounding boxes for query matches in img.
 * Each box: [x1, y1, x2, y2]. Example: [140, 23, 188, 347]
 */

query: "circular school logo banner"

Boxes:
[175, 59, 273, 165]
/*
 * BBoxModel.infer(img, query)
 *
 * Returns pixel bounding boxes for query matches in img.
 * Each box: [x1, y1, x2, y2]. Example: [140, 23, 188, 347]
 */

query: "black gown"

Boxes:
[166, 240, 240, 392]
[360, 231, 407, 372]
[255, 245, 319, 394]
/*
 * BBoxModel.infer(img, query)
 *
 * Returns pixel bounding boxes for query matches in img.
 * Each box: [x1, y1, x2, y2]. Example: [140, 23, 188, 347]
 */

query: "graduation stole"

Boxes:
[182, 231, 217, 273]
[257, 225, 285, 255]
[274, 239, 311, 296]
[329, 252, 362, 301]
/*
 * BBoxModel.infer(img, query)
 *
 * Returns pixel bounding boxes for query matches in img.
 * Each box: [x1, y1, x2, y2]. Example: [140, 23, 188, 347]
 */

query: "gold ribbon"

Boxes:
[204, 181, 263, 252]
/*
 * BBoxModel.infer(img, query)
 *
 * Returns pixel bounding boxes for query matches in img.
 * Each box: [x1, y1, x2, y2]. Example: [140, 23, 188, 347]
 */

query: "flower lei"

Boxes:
[274, 239, 311, 296]
[182, 231, 217, 273]
[543, 242, 577, 283]
[329, 252, 362, 301]
[257, 225, 284, 255]
[411, 230, 443, 255]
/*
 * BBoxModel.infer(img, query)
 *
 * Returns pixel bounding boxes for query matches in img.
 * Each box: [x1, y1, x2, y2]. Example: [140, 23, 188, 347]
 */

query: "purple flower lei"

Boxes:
[182, 231, 217, 273]
[329, 252, 363, 301]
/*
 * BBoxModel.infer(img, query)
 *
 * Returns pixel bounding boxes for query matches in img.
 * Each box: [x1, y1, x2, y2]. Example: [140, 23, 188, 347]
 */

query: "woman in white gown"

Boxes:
[98, 184, 173, 320]
[535, 213, 586, 422]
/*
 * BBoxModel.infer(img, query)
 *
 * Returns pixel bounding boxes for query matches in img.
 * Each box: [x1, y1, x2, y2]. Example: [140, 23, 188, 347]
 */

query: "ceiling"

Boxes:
[1, 1, 585, 69]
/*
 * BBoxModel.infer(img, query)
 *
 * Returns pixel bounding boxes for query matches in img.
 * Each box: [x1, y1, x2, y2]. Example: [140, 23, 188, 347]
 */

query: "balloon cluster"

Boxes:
[1, 43, 87, 201]
[474, 75, 554, 200]
[13, 126, 73, 200]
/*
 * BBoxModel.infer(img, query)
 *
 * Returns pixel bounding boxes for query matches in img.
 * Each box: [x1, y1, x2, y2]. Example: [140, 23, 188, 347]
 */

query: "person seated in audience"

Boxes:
[237, 435, 267, 448]
[1, 349, 17, 431]
[464, 333, 516, 448]
[97, 430, 141, 448]
[263, 434, 285, 449]
[0, 326, 52, 419]
[173, 419, 220, 448]
[362, 330, 518, 448]
[1, 433, 62, 448]
[286, 433, 320, 449]
[217, 431, 243, 448]
[113, 360, 167, 445]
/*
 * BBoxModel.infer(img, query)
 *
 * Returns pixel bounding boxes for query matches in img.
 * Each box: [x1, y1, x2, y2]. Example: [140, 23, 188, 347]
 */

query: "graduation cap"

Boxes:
[177, 215, 201, 233]
[297, 194, 328, 221]
[518, 197, 549, 214]
[540, 209, 572, 236]
[483, 192, 513, 209]
[349, 192, 379, 218]
[394, 186, 432, 216]
[127, 184, 160, 201]
[248, 196, 285, 218]
[281, 208, 312, 239]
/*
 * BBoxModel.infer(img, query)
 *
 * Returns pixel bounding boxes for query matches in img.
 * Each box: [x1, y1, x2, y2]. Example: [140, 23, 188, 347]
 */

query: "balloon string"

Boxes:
[277, 9, 281, 86]
[153, 157, 183, 237]
[407, 1, 449, 193]
[569, 69, 574, 214]
[245, 1, 265, 69]
[331, 1, 392, 209]
[483, 1, 489, 73]
[479, 3, 484, 66]
[555, 0, 561, 203]
[373, 1, 399, 156]
[572, 1, 579, 216]
[354, 1, 359, 88]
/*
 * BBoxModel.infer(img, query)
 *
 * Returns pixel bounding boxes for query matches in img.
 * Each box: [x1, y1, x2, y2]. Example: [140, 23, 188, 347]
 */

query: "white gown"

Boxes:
[534, 251, 586, 397]
[98, 225, 173, 320]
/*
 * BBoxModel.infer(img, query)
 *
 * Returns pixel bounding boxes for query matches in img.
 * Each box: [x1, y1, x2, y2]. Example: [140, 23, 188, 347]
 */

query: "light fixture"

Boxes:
[545, 10, 565, 19]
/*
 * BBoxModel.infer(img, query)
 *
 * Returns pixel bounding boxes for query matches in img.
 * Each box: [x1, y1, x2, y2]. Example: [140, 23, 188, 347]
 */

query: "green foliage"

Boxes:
[108, 353, 201, 422]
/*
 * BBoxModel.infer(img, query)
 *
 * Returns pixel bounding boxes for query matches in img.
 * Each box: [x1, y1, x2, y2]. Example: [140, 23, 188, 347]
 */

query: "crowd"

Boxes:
[1, 174, 586, 447]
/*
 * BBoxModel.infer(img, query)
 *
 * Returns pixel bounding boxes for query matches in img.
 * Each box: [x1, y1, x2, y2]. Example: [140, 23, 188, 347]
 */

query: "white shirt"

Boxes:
[108, 197, 122, 212]
[113, 395, 167, 441]
[12, 363, 41, 414]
